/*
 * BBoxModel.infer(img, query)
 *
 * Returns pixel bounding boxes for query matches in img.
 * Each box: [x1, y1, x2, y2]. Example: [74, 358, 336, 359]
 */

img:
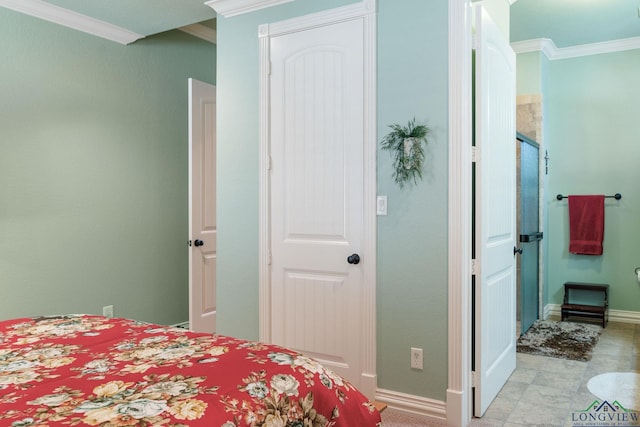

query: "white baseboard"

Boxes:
[544, 304, 640, 324]
[376, 388, 446, 423]
[445, 388, 469, 427]
[544, 303, 559, 320]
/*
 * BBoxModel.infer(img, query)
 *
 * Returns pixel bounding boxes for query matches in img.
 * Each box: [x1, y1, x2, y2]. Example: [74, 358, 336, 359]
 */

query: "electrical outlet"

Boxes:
[410, 347, 423, 370]
[103, 305, 114, 318]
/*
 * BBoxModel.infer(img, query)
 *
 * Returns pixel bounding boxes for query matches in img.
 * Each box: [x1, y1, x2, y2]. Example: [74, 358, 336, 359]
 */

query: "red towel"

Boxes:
[568, 195, 605, 255]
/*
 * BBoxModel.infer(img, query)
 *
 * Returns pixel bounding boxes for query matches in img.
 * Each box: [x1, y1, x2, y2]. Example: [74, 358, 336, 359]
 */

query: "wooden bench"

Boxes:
[561, 282, 609, 328]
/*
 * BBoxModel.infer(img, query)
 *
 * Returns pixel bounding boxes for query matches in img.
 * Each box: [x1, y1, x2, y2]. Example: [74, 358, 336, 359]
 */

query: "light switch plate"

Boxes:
[377, 195, 388, 215]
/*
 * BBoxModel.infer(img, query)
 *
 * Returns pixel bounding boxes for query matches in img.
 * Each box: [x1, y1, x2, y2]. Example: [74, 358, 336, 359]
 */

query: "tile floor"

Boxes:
[469, 321, 640, 426]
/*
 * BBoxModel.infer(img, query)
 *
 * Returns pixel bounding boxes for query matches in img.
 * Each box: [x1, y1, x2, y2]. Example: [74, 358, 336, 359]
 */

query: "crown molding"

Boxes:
[510, 38, 557, 58]
[180, 23, 217, 44]
[512, 37, 640, 60]
[205, 0, 294, 17]
[0, 0, 144, 45]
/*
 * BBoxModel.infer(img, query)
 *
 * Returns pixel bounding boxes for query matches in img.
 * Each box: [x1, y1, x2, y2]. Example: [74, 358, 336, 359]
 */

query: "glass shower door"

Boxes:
[519, 134, 541, 335]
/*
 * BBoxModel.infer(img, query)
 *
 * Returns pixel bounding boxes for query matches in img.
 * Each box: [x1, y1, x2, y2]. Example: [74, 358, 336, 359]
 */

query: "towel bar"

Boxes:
[556, 193, 621, 200]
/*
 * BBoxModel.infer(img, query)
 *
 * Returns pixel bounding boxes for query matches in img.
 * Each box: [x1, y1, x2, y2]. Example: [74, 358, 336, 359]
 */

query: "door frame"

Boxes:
[447, 0, 474, 425]
[257, 0, 378, 398]
[448, 1, 522, 424]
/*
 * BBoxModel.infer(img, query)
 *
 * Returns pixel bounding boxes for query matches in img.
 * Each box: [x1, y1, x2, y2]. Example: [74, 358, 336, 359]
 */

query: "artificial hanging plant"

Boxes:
[380, 117, 430, 188]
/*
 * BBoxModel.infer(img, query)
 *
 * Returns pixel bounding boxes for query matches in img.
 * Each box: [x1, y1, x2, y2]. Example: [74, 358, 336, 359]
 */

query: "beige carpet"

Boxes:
[381, 410, 445, 426]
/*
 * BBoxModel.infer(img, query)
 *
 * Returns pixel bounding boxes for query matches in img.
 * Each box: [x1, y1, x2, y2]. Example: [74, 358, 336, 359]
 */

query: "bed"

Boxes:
[0, 315, 381, 426]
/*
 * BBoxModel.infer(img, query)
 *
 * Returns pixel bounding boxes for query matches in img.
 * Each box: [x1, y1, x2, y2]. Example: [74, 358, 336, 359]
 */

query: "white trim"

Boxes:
[601, 309, 640, 324]
[447, 0, 473, 426]
[511, 38, 557, 59]
[262, 0, 375, 35]
[512, 37, 640, 60]
[360, 0, 378, 399]
[180, 23, 217, 44]
[205, 0, 294, 17]
[257, 21, 271, 344]
[543, 302, 555, 320]
[376, 388, 446, 423]
[258, 0, 378, 399]
[188, 78, 195, 337]
[544, 304, 640, 325]
[0, 0, 144, 45]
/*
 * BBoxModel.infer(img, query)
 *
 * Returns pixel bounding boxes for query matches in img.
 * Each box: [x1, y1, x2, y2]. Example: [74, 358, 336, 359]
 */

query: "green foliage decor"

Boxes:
[380, 118, 430, 188]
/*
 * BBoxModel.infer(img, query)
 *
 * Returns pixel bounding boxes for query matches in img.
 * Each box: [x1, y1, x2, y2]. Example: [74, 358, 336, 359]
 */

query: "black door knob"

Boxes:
[347, 254, 360, 265]
[513, 246, 523, 255]
[194, 239, 204, 247]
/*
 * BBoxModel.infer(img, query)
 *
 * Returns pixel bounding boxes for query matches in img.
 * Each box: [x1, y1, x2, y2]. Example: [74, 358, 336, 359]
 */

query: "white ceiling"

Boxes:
[1, 0, 638, 48]
[511, 0, 640, 48]
[0, 0, 217, 44]
[45, 0, 215, 35]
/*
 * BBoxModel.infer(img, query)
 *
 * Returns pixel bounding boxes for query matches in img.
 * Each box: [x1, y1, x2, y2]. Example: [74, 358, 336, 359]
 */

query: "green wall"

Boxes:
[516, 47, 640, 312]
[376, 0, 448, 399]
[216, 0, 449, 401]
[516, 52, 543, 94]
[0, 8, 216, 325]
[545, 50, 640, 309]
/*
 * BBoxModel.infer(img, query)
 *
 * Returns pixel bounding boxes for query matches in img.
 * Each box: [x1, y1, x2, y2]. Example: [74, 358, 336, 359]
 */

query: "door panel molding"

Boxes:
[258, 0, 377, 398]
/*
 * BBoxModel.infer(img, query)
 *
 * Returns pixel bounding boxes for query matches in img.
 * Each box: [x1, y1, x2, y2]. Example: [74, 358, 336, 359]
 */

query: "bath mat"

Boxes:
[516, 319, 601, 361]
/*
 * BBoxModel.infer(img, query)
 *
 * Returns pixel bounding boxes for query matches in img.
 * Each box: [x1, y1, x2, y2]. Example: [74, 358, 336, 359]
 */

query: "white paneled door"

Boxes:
[268, 12, 368, 389]
[473, 6, 517, 417]
[188, 78, 217, 334]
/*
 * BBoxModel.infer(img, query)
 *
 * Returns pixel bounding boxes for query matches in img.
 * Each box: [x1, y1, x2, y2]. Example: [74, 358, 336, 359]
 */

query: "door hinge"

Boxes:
[267, 155, 272, 171]
[471, 146, 478, 163]
[471, 259, 478, 275]
[471, 370, 478, 387]
[268, 251, 272, 266]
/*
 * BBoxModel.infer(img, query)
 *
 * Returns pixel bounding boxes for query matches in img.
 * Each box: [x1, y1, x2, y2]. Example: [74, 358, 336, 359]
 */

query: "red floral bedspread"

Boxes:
[0, 315, 381, 427]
